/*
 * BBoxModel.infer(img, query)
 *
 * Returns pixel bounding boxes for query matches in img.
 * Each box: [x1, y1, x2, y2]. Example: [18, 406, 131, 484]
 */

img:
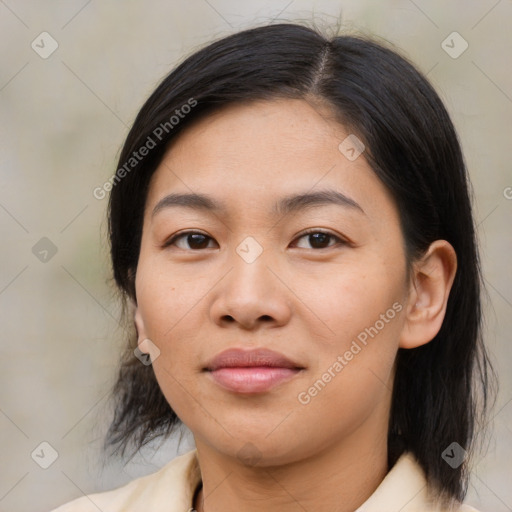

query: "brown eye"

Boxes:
[293, 230, 345, 250]
[165, 231, 216, 250]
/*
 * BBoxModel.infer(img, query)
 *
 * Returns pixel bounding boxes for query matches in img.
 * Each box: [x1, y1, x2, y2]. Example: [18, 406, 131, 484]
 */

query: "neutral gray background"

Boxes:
[0, 1, 511, 511]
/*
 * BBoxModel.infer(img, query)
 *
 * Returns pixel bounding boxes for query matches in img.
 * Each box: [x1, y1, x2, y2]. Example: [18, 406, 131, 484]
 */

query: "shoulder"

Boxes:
[49, 449, 200, 512]
[355, 452, 482, 512]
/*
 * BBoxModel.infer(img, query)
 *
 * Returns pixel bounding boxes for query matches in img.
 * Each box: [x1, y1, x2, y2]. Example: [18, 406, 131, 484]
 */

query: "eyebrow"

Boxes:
[152, 189, 365, 218]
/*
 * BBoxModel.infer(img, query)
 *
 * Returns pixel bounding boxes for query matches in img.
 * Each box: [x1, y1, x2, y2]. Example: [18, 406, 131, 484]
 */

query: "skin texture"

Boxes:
[133, 98, 457, 512]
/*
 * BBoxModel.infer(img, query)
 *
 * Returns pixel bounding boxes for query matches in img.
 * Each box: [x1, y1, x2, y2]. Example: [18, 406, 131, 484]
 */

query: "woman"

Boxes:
[52, 22, 495, 512]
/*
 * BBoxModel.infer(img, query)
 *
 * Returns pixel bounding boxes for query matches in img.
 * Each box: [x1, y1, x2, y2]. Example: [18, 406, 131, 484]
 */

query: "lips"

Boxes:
[205, 348, 302, 371]
[204, 348, 304, 394]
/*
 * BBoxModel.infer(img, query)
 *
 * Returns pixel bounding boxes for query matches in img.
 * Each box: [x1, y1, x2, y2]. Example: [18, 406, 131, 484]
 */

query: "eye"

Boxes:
[164, 231, 217, 250]
[292, 229, 346, 250]
[164, 229, 347, 251]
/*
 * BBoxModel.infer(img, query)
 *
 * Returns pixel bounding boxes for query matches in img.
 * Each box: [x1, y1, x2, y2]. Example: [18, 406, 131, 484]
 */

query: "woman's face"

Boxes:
[135, 98, 410, 465]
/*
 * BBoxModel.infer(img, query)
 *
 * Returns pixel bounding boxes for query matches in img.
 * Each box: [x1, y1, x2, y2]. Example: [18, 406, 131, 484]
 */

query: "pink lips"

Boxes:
[204, 348, 304, 394]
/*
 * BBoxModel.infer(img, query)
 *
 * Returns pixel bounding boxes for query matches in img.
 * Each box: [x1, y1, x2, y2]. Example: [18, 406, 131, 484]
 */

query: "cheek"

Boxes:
[295, 346, 396, 449]
[134, 260, 208, 407]
[135, 254, 210, 340]
[300, 252, 404, 350]
[293, 254, 404, 407]
[295, 275, 402, 438]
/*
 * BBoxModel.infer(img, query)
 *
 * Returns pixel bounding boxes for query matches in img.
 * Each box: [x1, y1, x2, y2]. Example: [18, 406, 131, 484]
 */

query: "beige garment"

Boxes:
[50, 449, 480, 512]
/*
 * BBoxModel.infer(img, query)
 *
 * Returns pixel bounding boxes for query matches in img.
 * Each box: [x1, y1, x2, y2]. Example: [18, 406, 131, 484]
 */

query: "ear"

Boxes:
[399, 240, 457, 349]
[133, 302, 151, 355]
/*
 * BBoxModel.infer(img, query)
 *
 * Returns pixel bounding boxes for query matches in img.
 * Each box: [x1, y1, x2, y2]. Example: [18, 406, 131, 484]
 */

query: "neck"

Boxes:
[193, 423, 389, 512]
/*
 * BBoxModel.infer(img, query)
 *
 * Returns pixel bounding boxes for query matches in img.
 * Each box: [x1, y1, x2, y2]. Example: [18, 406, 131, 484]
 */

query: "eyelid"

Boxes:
[163, 228, 349, 250]
[291, 228, 349, 249]
[163, 230, 216, 249]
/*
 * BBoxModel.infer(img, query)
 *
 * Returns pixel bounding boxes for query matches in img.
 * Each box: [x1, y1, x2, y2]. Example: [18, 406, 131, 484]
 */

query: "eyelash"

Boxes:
[163, 228, 347, 251]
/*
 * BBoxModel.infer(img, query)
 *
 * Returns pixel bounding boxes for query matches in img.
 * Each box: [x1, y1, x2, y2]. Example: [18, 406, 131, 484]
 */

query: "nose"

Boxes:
[210, 249, 292, 331]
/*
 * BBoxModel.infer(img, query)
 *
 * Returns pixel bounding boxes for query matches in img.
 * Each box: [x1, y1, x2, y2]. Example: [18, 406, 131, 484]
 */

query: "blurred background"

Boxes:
[0, 1, 511, 511]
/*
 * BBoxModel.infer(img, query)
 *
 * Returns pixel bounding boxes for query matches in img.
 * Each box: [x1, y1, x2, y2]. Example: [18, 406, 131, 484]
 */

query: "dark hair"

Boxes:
[104, 22, 496, 505]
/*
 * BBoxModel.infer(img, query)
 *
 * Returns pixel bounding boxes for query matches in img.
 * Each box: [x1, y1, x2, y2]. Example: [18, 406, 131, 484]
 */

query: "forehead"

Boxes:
[145, 98, 398, 225]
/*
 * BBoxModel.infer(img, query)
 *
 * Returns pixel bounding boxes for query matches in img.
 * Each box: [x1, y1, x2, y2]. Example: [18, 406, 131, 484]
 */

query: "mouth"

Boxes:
[203, 348, 305, 394]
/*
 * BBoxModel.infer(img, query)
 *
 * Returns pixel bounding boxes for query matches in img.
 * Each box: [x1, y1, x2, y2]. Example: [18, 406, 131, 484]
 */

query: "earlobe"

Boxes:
[399, 240, 457, 349]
